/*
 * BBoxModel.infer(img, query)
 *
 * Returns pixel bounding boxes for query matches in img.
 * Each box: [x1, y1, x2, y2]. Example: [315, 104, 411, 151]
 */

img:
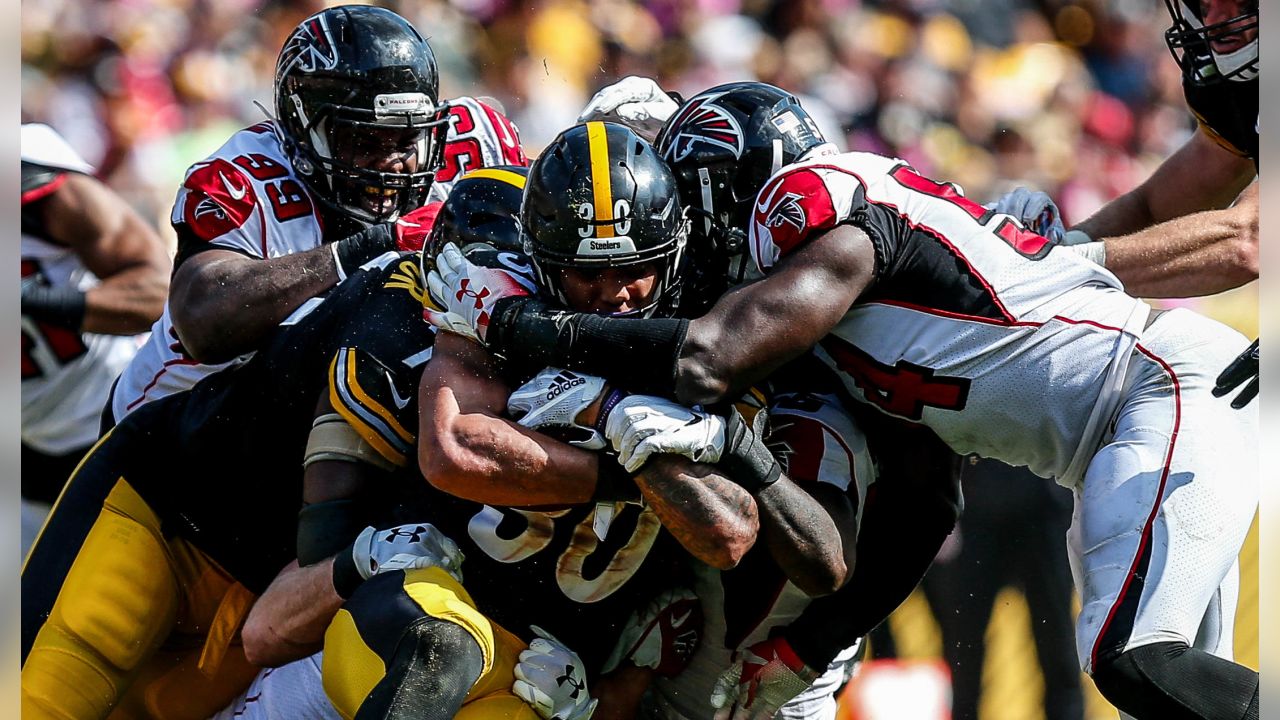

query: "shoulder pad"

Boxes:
[179, 159, 259, 242]
[20, 124, 94, 173]
[328, 346, 418, 467]
[748, 162, 867, 272]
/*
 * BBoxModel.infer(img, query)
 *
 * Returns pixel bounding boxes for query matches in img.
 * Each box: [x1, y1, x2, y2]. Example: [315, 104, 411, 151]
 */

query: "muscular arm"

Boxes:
[782, 420, 962, 668]
[241, 558, 339, 667]
[168, 243, 342, 363]
[633, 455, 758, 570]
[1074, 131, 1257, 298]
[755, 479, 856, 597]
[676, 224, 876, 406]
[419, 332, 604, 506]
[41, 172, 169, 334]
[488, 223, 875, 407]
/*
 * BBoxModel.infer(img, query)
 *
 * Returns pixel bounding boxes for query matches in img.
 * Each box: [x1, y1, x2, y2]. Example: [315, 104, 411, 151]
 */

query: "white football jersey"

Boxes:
[649, 390, 871, 720]
[747, 151, 1150, 486]
[113, 98, 526, 420]
[20, 124, 145, 454]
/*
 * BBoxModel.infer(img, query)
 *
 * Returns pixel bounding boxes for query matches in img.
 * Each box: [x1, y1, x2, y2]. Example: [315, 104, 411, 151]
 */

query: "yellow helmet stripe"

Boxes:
[586, 121, 615, 238]
[460, 167, 528, 189]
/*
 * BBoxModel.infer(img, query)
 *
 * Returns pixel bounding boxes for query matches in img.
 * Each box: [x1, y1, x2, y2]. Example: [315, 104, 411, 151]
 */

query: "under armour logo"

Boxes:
[385, 525, 427, 543]
[456, 279, 491, 309]
[556, 665, 584, 699]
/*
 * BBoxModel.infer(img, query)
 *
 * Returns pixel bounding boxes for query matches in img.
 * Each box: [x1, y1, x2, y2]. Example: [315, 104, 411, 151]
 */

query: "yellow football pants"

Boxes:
[323, 565, 539, 720]
[23, 472, 258, 720]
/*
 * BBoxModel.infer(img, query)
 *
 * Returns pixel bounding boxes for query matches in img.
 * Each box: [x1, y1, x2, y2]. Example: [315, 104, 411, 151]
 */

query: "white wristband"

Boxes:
[1066, 240, 1107, 267]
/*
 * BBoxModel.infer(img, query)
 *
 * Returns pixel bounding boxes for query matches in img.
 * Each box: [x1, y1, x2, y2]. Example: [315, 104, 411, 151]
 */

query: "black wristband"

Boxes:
[488, 296, 690, 395]
[297, 498, 368, 565]
[717, 406, 781, 494]
[594, 459, 642, 503]
[330, 542, 364, 599]
[22, 283, 86, 330]
[333, 223, 395, 278]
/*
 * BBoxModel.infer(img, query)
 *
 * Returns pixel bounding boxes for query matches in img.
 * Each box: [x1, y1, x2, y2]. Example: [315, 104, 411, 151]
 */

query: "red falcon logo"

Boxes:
[663, 93, 745, 162]
[764, 192, 806, 231]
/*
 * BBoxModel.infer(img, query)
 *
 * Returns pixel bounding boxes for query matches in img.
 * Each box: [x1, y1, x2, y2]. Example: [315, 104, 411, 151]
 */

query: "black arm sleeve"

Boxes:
[782, 419, 964, 669]
[487, 296, 690, 396]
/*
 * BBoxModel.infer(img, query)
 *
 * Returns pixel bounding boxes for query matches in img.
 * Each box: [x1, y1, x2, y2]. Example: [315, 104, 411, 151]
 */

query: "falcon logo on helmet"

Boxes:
[765, 192, 807, 231]
[662, 94, 745, 162]
[280, 13, 339, 75]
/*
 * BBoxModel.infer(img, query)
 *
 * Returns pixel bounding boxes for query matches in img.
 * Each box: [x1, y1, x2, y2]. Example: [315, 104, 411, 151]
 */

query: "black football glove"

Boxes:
[1212, 338, 1258, 409]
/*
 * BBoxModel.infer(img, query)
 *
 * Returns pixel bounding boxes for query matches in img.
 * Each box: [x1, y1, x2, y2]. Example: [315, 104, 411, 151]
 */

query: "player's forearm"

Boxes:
[634, 455, 758, 570]
[241, 559, 342, 667]
[755, 479, 851, 597]
[1073, 187, 1158, 242]
[169, 245, 340, 363]
[82, 263, 168, 334]
[422, 397, 599, 506]
[1098, 188, 1258, 298]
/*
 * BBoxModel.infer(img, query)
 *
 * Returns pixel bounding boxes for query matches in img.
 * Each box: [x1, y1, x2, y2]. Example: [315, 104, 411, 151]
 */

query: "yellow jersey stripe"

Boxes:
[461, 168, 527, 189]
[328, 355, 408, 467]
[342, 349, 414, 444]
[586, 121, 615, 238]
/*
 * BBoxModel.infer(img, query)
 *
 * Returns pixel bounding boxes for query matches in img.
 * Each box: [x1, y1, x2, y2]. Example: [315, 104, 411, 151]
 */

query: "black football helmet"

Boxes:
[274, 5, 451, 224]
[654, 82, 830, 298]
[1165, 0, 1258, 85]
[521, 122, 689, 318]
[424, 166, 529, 260]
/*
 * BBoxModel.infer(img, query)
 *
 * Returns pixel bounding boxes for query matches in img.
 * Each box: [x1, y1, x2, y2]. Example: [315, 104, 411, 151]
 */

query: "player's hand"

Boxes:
[424, 242, 534, 343]
[709, 637, 820, 720]
[513, 625, 599, 720]
[1213, 338, 1258, 409]
[578, 76, 679, 143]
[985, 187, 1064, 244]
[508, 367, 610, 450]
[350, 523, 465, 583]
[601, 587, 703, 676]
[392, 201, 442, 253]
[605, 396, 727, 473]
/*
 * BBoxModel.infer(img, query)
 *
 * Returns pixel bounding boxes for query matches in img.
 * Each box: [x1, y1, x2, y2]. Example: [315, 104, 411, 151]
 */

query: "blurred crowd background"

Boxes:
[20, 0, 1258, 718]
[20, 0, 1210, 229]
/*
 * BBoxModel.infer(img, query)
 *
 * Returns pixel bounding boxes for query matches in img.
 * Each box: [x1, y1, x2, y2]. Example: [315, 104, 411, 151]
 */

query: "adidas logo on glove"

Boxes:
[545, 371, 587, 400]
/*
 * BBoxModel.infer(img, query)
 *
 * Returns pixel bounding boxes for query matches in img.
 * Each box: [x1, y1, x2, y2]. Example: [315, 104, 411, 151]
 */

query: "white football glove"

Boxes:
[350, 523, 465, 583]
[513, 625, 598, 720]
[984, 186, 1065, 244]
[424, 242, 534, 343]
[577, 76, 679, 143]
[604, 396, 727, 473]
[507, 367, 609, 450]
[710, 637, 820, 720]
[601, 587, 703, 676]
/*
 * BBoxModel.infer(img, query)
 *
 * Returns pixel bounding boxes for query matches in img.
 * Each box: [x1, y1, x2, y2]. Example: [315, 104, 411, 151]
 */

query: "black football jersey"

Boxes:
[1183, 76, 1258, 166]
[118, 251, 434, 592]
[381, 476, 688, 674]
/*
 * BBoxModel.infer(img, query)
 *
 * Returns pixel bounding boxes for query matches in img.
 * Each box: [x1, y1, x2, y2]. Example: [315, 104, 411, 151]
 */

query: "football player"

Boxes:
[19, 124, 169, 553]
[20, 227, 451, 719]
[107, 4, 528, 424]
[991, 0, 1259, 408]
[426, 83, 1259, 720]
